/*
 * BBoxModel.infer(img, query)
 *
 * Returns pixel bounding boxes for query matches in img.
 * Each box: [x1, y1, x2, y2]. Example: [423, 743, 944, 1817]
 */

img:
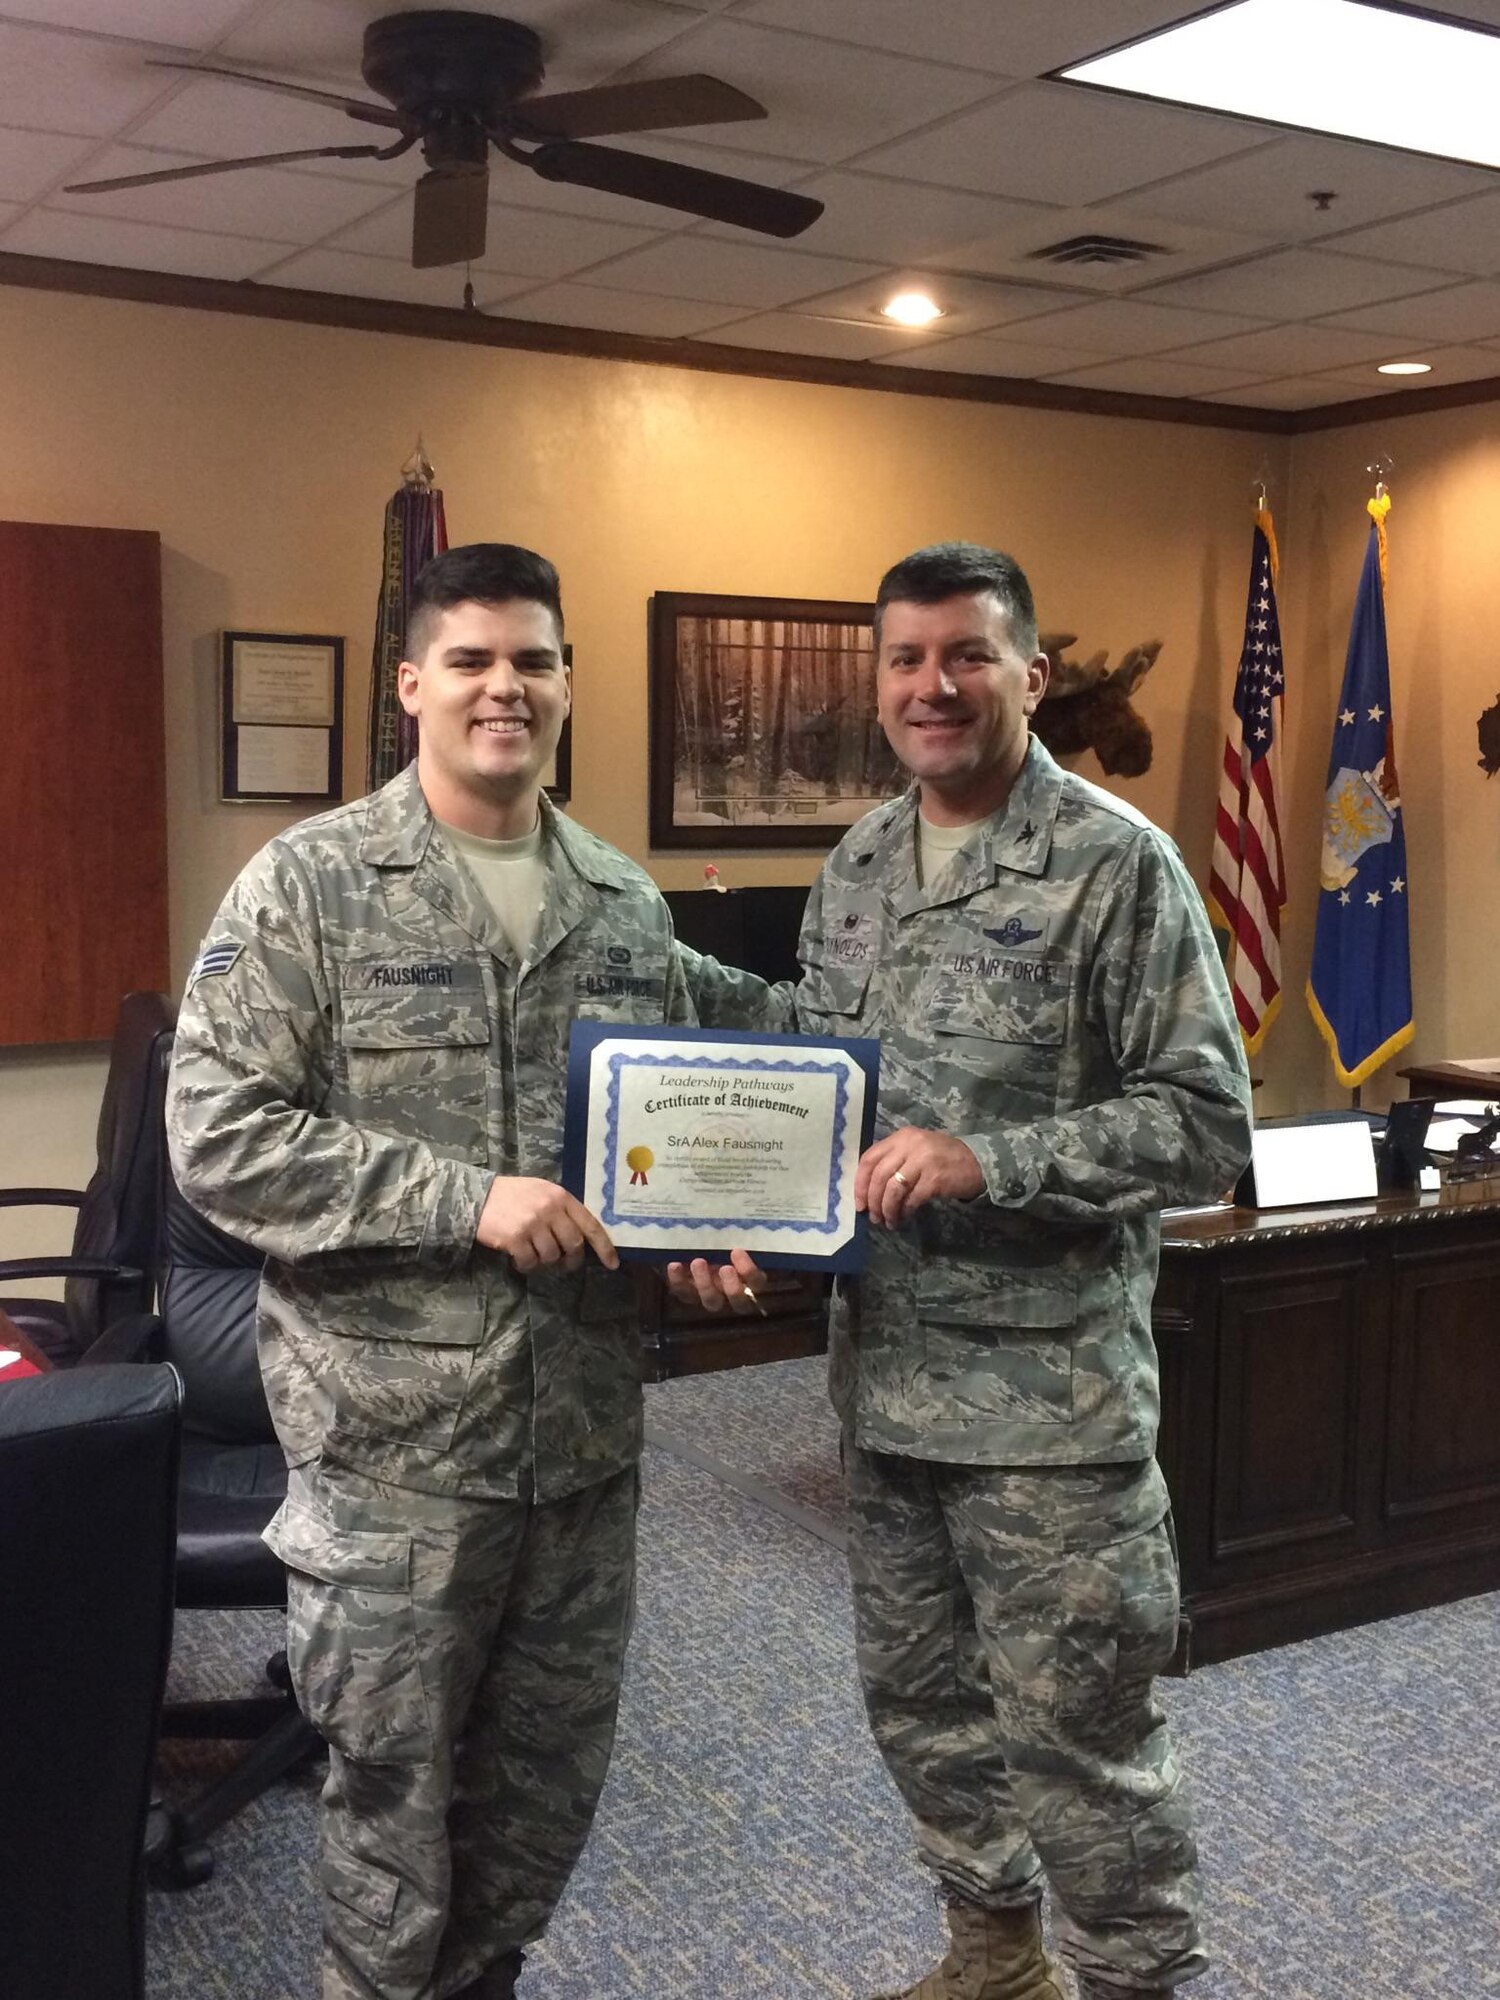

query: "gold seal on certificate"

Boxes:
[563, 1024, 880, 1271]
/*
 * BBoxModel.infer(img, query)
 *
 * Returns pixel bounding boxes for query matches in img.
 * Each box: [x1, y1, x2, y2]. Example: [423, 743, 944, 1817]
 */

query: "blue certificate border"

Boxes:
[563, 1023, 879, 1272]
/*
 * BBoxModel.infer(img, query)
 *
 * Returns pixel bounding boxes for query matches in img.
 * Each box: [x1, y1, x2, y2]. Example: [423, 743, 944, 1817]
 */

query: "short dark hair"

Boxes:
[404, 542, 564, 660]
[873, 541, 1038, 655]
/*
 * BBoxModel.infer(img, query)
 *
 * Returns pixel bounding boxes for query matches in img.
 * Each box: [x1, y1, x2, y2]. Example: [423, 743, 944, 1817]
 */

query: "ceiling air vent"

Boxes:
[1027, 233, 1167, 267]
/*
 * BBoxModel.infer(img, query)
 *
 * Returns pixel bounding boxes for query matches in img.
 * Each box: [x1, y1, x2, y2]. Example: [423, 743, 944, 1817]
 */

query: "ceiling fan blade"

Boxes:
[65, 143, 394, 195]
[146, 58, 403, 130]
[528, 142, 823, 239]
[511, 74, 766, 142]
[412, 165, 490, 269]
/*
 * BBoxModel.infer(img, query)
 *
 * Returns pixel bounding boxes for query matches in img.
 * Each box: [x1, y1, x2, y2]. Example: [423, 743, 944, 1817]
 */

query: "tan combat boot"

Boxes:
[871, 1897, 1069, 2000]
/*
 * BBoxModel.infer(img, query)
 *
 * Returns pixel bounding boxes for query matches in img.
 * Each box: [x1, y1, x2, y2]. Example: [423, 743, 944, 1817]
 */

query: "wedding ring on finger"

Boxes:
[891, 1168, 911, 1188]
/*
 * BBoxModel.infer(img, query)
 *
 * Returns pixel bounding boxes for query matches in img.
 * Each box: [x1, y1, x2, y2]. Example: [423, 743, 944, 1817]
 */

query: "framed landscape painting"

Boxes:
[648, 591, 903, 850]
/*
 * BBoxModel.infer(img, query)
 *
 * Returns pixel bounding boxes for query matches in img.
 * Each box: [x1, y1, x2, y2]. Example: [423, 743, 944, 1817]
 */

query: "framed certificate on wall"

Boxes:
[221, 630, 344, 802]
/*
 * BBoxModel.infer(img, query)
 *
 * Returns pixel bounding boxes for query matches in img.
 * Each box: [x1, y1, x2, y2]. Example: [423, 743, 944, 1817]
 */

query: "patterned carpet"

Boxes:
[146, 1359, 1500, 1999]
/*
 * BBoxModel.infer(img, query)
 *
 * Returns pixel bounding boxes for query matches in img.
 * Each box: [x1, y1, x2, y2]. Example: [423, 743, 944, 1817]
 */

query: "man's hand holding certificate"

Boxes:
[562, 1024, 879, 1272]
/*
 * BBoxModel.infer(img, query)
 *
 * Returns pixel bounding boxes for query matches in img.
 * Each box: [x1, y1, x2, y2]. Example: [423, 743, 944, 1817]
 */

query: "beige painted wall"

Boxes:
[15, 280, 1487, 1268]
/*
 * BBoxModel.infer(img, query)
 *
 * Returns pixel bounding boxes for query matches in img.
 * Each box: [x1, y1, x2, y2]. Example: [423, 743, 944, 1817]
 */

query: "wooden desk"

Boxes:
[1156, 1186, 1500, 1665]
[1398, 1060, 1500, 1100]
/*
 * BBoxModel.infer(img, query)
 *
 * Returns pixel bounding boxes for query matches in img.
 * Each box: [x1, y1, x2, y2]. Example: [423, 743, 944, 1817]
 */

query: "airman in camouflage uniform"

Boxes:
[678, 543, 1251, 2000]
[169, 546, 692, 2000]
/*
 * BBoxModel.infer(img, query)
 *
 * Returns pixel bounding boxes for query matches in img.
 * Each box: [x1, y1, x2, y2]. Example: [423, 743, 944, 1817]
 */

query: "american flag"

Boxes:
[1208, 509, 1287, 1055]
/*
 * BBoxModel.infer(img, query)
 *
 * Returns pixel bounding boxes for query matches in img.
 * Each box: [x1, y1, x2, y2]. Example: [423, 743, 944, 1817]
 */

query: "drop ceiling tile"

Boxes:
[734, 0, 1197, 78]
[260, 246, 486, 309]
[792, 268, 1078, 338]
[924, 203, 1269, 296]
[581, 233, 884, 308]
[1007, 297, 1265, 356]
[480, 279, 738, 338]
[127, 76, 409, 180]
[0, 18, 180, 136]
[618, 18, 1001, 164]
[1144, 246, 1453, 319]
[333, 195, 661, 279]
[876, 331, 1108, 379]
[751, 169, 1047, 267]
[1316, 280, 1500, 345]
[697, 310, 921, 361]
[1202, 376, 1381, 410]
[859, 79, 1267, 208]
[1094, 132, 1494, 243]
[2, 1, 251, 38]
[2, 206, 295, 279]
[52, 142, 393, 238]
[0, 125, 98, 203]
[1320, 345, 1500, 389]
[1166, 322, 1405, 376]
[219, 0, 713, 96]
[1047, 355, 1268, 398]
[1318, 190, 1500, 278]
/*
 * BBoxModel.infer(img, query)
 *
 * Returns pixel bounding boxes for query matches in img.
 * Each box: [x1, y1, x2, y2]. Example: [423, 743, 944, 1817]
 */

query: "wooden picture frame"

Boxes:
[221, 629, 344, 803]
[648, 591, 902, 850]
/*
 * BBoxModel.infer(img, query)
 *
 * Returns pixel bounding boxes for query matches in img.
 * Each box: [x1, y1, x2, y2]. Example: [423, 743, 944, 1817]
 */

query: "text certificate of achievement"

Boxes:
[563, 1024, 879, 1272]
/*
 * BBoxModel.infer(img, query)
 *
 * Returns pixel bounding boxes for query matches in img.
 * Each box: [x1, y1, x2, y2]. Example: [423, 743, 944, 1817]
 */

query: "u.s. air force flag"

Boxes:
[1306, 493, 1414, 1087]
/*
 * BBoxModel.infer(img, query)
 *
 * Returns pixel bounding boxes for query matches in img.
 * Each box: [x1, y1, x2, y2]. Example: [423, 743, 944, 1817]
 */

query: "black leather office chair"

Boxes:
[83, 1022, 323, 1887]
[0, 1363, 181, 2000]
[0, 991, 176, 1366]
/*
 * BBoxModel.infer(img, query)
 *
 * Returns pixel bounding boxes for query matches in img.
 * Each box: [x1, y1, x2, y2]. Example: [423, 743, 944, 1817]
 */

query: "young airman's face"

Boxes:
[397, 596, 569, 830]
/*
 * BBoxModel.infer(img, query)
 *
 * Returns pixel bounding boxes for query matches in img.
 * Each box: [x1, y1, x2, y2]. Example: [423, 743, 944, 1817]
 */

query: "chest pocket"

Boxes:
[925, 969, 1066, 1109]
[336, 985, 490, 1146]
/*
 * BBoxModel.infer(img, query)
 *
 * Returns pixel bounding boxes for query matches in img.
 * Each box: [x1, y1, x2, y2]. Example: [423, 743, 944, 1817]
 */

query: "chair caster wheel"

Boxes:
[148, 1839, 216, 1890]
[145, 1806, 215, 1889]
[266, 1652, 292, 1691]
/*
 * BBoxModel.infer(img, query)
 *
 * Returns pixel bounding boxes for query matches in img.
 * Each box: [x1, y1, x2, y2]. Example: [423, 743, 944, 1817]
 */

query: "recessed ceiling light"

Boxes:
[1377, 360, 1432, 376]
[1061, 0, 1500, 171]
[881, 291, 945, 327]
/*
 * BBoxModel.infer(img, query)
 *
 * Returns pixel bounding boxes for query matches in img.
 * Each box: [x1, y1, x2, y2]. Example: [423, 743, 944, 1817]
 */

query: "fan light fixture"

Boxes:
[881, 291, 945, 327]
[1377, 361, 1432, 376]
[1060, 0, 1500, 171]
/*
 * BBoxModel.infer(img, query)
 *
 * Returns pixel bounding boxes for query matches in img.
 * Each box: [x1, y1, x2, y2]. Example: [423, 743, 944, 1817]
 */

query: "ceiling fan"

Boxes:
[64, 8, 824, 269]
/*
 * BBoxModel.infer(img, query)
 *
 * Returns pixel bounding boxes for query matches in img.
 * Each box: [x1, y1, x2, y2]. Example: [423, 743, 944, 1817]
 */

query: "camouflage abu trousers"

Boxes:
[269, 1457, 638, 2000]
[843, 1441, 1206, 1990]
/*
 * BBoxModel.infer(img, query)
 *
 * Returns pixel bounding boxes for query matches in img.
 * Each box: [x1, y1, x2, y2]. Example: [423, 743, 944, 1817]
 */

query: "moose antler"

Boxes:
[1032, 634, 1162, 778]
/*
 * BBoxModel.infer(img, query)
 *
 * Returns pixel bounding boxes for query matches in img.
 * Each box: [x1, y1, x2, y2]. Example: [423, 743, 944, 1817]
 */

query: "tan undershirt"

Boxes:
[916, 811, 987, 893]
[440, 816, 547, 963]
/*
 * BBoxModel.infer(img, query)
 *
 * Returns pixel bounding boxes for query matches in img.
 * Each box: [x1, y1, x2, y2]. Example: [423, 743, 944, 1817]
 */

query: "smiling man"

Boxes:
[675, 542, 1252, 2000]
[169, 543, 695, 2000]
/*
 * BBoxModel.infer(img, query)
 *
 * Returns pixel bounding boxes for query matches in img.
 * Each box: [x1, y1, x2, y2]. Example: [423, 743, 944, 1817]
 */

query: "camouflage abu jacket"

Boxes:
[690, 737, 1251, 1466]
[167, 765, 693, 1501]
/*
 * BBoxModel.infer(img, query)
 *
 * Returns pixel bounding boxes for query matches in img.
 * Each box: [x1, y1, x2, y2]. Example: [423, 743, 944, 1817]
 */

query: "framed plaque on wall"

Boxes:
[221, 629, 344, 803]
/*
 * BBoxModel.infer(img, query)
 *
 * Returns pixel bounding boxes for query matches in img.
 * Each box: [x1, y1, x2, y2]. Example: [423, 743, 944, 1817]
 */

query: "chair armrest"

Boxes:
[0, 1256, 141, 1285]
[0, 1187, 86, 1211]
[77, 1313, 164, 1366]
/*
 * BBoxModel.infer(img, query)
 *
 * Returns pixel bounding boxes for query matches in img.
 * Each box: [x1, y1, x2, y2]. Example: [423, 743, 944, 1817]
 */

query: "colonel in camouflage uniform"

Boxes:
[169, 545, 690, 2000]
[677, 543, 1251, 2000]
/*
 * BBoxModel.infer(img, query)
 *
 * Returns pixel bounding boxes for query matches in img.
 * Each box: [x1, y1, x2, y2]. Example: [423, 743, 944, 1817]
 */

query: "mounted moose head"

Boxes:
[1031, 632, 1163, 779]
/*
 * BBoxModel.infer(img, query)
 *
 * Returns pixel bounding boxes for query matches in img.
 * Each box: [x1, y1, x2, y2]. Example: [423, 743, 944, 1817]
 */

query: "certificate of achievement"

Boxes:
[562, 1024, 879, 1271]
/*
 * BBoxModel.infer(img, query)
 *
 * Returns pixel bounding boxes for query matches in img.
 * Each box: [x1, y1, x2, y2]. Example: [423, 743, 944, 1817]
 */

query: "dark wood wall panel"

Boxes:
[0, 521, 166, 1045]
[1387, 1241, 1500, 1520]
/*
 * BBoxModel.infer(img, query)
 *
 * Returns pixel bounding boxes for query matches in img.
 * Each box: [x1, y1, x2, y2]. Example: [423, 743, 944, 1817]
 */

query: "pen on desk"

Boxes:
[740, 1283, 769, 1317]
